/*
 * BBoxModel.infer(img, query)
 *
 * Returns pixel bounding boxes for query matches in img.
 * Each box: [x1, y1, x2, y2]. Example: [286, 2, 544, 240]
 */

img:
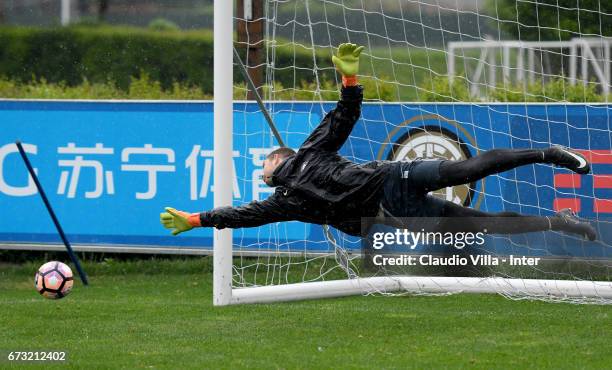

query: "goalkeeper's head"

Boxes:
[262, 147, 296, 186]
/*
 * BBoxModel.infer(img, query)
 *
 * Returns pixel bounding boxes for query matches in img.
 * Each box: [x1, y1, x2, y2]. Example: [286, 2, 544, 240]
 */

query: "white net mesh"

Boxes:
[231, 0, 612, 303]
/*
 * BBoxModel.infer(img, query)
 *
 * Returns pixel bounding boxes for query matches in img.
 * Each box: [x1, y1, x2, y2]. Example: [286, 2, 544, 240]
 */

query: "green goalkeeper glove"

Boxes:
[160, 207, 201, 236]
[332, 43, 364, 77]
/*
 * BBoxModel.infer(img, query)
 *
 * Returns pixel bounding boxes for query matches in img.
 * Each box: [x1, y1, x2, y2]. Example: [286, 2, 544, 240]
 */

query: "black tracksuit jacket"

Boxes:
[200, 85, 393, 236]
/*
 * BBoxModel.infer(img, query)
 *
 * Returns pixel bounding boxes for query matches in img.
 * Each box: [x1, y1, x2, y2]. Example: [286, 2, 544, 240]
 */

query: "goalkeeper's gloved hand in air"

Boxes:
[160, 207, 201, 235]
[332, 42, 364, 86]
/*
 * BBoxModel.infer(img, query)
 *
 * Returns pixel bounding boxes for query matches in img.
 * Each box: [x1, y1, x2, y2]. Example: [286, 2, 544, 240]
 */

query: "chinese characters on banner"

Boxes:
[0, 142, 280, 201]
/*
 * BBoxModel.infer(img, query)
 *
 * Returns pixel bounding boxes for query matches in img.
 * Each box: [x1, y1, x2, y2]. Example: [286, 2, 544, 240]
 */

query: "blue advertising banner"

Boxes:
[1, 100, 611, 257]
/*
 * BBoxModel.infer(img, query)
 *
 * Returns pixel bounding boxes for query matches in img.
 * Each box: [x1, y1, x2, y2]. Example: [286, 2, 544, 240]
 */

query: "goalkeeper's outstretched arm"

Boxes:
[160, 189, 292, 236]
[300, 43, 365, 153]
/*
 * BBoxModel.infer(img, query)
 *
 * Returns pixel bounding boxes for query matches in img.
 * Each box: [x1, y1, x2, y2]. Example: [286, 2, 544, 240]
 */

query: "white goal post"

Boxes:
[447, 38, 612, 99]
[230, 276, 612, 305]
[213, 0, 234, 306]
[214, 0, 612, 306]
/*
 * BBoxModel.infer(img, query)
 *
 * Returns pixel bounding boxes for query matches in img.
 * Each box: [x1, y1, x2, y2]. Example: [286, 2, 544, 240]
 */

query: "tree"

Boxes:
[78, 0, 89, 18]
[489, 0, 611, 40]
[98, 0, 109, 21]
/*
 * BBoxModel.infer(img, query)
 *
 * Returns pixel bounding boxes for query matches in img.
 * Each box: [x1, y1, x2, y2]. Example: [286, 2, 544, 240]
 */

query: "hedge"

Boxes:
[0, 75, 396, 101]
[0, 25, 330, 95]
[2, 75, 606, 102]
[420, 76, 609, 103]
[0, 26, 213, 92]
[0, 75, 210, 100]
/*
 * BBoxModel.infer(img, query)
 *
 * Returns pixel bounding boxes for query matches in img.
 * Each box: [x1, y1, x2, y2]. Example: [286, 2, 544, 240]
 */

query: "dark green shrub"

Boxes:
[0, 26, 213, 92]
[0, 75, 211, 100]
[422, 76, 608, 102]
[0, 26, 334, 97]
[420, 75, 473, 102]
[148, 18, 181, 32]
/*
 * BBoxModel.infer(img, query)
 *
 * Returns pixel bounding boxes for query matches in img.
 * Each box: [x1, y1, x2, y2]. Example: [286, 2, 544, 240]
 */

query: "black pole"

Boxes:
[15, 141, 89, 286]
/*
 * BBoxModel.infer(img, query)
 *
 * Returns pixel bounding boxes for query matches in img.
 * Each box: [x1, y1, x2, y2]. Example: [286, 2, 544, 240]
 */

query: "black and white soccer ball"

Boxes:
[34, 261, 74, 299]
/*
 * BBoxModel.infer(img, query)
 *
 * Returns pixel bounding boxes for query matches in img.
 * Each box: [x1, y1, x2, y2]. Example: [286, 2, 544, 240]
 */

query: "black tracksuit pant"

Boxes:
[380, 148, 578, 235]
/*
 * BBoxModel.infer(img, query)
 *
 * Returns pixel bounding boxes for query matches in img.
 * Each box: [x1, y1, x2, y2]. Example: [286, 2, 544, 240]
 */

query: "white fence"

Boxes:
[447, 38, 612, 99]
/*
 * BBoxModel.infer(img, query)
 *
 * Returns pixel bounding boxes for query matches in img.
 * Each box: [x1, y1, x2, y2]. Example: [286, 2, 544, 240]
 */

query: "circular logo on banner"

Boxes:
[386, 125, 475, 207]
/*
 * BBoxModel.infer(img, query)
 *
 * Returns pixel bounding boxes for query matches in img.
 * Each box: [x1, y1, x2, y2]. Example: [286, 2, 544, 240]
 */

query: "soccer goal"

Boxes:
[214, 0, 612, 305]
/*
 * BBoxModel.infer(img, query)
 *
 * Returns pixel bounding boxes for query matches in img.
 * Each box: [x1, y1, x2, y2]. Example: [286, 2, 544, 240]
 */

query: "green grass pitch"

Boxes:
[1, 258, 611, 369]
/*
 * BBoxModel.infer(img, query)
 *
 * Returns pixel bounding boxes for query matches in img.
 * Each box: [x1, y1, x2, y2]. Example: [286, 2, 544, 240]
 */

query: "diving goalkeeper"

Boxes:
[161, 43, 596, 241]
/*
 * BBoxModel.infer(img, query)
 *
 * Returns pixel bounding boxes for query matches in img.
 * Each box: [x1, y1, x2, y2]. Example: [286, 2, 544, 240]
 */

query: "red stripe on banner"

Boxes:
[593, 175, 612, 188]
[554, 174, 581, 188]
[553, 198, 581, 212]
[594, 199, 612, 213]
[577, 150, 612, 164]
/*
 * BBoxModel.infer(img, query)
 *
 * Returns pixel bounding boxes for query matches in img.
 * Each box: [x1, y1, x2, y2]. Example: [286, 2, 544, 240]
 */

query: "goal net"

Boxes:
[218, 0, 612, 305]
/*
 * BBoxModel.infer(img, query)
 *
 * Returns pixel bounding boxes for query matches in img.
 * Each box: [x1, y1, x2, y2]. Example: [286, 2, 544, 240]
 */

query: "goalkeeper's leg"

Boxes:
[434, 197, 596, 240]
[422, 147, 590, 193]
